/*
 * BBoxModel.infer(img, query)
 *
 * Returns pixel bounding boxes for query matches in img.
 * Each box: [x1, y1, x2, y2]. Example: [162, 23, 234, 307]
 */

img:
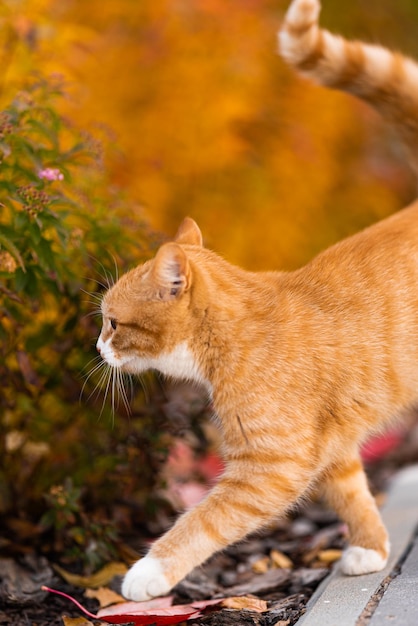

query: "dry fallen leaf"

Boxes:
[317, 549, 343, 564]
[302, 550, 316, 565]
[54, 562, 128, 588]
[85, 586, 125, 608]
[270, 549, 293, 569]
[62, 616, 95, 626]
[220, 596, 268, 612]
[251, 556, 270, 574]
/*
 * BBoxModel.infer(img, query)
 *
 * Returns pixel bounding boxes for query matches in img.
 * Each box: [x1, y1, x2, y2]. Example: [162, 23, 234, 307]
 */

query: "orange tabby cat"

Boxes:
[96, 0, 418, 601]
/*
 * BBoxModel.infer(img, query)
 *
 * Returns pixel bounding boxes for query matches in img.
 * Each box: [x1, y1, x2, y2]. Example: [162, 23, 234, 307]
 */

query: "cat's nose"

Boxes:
[96, 336, 105, 356]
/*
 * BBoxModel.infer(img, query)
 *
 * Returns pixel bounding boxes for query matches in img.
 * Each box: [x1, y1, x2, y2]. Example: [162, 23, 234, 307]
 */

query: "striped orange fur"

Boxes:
[96, 0, 418, 601]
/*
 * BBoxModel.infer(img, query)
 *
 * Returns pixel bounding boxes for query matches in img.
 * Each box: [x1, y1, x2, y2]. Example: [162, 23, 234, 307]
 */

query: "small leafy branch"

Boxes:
[0, 77, 96, 301]
[0, 77, 165, 568]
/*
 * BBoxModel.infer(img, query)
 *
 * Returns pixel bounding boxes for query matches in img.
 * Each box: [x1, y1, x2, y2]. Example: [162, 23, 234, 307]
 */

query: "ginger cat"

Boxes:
[96, 0, 418, 601]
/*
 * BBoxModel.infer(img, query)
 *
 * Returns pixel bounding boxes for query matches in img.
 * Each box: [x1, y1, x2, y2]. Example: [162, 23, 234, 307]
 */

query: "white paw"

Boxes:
[340, 546, 388, 575]
[122, 556, 171, 601]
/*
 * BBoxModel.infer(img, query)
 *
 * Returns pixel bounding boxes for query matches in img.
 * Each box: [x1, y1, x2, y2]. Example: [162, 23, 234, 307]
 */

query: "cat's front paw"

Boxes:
[340, 546, 388, 575]
[122, 556, 171, 601]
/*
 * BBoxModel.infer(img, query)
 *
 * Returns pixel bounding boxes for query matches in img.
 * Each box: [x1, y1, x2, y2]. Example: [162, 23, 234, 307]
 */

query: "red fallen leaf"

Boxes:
[97, 608, 201, 625]
[42, 587, 201, 625]
[96, 597, 174, 614]
[101, 597, 260, 616]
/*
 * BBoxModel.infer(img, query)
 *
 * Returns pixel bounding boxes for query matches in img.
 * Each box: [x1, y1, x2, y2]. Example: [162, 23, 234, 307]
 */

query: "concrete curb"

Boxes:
[294, 464, 418, 626]
[368, 532, 418, 626]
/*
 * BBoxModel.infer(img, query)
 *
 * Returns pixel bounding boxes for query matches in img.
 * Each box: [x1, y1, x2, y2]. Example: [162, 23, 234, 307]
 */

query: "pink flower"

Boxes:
[38, 167, 64, 181]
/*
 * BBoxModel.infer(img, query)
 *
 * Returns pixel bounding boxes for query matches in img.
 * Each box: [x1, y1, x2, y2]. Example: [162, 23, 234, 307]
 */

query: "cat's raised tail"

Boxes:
[279, 0, 418, 177]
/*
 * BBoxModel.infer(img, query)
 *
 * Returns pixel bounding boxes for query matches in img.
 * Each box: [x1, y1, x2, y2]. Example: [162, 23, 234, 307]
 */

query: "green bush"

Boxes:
[0, 77, 169, 569]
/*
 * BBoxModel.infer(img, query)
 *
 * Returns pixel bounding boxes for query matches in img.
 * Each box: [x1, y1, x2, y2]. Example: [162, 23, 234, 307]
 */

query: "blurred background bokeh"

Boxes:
[2, 0, 418, 268]
[1, 0, 418, 570]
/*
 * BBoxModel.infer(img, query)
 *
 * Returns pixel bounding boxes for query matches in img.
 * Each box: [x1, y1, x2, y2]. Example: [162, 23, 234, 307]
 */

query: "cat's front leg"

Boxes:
[122, 468, 308, 600]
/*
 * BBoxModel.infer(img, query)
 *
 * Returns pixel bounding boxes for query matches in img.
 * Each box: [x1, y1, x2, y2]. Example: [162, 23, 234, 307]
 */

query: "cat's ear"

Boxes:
[152, 242, 191, 300]
[174, 217, 203, 247]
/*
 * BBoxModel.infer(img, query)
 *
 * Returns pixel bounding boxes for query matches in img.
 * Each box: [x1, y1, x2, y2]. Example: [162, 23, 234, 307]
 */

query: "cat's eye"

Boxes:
[110, 318, 117, 330]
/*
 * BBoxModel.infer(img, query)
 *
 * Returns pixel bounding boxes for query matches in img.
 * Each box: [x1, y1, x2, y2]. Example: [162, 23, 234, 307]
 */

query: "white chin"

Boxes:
[101, 353, 136, 370]
[120, 360, 142, 374]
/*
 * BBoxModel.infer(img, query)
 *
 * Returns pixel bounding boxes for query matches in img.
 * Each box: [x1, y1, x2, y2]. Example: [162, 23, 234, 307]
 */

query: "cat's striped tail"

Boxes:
[278, 0, 418, 176]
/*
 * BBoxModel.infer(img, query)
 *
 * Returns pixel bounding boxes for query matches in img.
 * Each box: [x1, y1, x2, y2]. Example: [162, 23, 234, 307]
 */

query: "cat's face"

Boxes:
[96, 218, 204, 377]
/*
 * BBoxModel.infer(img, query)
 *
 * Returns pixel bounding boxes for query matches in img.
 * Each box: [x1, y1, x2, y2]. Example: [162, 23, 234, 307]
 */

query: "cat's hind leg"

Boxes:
[320, 456, 389, 575]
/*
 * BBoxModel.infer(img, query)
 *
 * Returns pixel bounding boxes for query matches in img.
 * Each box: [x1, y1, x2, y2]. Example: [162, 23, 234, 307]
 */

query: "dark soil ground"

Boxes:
[2, 417, 418, 626]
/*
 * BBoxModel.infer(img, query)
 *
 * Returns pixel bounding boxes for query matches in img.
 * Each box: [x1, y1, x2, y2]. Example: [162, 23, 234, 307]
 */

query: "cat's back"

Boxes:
[264, 199, 418, 366]
[303, 199, 418, 296]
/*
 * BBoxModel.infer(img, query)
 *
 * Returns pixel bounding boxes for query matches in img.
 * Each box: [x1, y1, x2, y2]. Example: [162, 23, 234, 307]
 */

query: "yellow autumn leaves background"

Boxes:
[2, 0, 417, 270]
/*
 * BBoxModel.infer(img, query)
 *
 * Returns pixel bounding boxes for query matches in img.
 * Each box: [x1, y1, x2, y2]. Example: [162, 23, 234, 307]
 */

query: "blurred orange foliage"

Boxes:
[1, 0, 417, 269]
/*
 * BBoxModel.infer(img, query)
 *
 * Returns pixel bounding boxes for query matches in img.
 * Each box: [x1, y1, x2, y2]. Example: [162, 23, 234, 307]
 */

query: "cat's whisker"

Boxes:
[96, 258, 117, 291]
[81, 355, 102, 376]
[111, 366, 117, 416]
[136, 373, 150, 405]
[83, 366, 110, 408]
[81, 300, 102, 315]
[86, 254, 116, 291]
[111, 254, 119, 284]
[80, 288, 104, 320]
[154, 372, 167, 402]
[81, 299, 103, 312]
[81, 350, 133, 419]
[81, 355, 115, 415]
[99, 364, 113, 418]
[117, 368, 132, 415]
[80, 302, 102, 312]
[83, 276, 110, 292]
[81, 305, 102, 318]
[79, 358, 107, 402]
[80, 287, 104, 300]
[127, 373, 135, 405]
[80, 292, 104, 310]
